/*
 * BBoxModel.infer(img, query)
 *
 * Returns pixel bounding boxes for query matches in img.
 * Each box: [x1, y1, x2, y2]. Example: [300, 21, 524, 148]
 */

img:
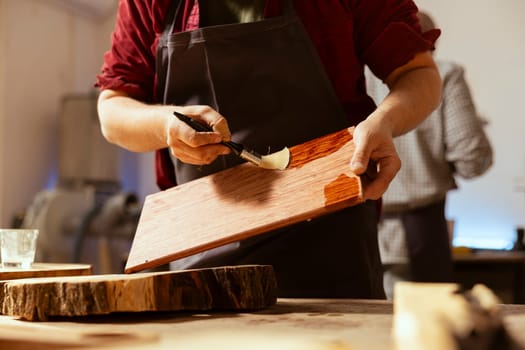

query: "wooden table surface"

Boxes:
[1, 298, 525, 349]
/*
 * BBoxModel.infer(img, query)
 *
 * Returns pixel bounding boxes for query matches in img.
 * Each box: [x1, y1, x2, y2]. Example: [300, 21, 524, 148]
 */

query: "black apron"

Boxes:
[156, 0, 384, 298]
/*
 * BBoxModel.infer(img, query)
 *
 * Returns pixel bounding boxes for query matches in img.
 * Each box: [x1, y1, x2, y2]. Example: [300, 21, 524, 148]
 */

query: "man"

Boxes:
[96, 1, 442, 298]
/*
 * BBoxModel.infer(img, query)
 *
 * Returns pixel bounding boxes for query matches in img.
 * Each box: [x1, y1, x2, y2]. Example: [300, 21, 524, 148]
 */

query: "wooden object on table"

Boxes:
[0, 265, 277, 321]
[0, 263, 92, 281]
[126, 127, 363, 273]
[393, 282, 520, 350]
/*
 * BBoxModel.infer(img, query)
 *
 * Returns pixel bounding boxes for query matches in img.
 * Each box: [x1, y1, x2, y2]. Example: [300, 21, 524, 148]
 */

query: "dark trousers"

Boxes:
[389, 199, 454, 283]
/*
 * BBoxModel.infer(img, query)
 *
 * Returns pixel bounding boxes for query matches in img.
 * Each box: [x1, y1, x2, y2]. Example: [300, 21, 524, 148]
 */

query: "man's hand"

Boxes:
[350, 117, 401, 200]
[350, 50, 441, 199]
[98, 89, 232, 165]
[168, 105, 231, 165]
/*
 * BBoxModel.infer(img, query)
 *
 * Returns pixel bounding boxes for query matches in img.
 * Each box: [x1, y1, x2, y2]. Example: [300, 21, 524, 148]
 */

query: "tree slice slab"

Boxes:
[126, 127, 363, 273]
[0, 265, 277, 321]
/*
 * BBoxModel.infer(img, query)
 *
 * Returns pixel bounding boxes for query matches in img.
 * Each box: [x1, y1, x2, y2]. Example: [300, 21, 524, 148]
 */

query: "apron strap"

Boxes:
[156, 1, 184, 103]
[162, 0, 183, 41]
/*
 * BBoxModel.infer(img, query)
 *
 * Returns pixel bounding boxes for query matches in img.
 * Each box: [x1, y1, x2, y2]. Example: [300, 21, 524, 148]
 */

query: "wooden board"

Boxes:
[126, 127, 362, 273]
[392, 282, 517, 350]
[0, 265, 276, 321]
[0, 263, 92, 281]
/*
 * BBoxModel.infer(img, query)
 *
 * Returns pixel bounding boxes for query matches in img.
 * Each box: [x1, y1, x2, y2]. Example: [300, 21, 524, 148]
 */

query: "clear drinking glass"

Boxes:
[0, 229, 39, 268]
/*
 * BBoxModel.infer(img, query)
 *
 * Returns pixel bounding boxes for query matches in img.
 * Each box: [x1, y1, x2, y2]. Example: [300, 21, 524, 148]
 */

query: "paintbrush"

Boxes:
[173, 111, 290, 170]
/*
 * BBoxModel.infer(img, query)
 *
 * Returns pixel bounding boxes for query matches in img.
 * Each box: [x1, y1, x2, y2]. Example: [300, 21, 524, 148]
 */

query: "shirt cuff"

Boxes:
[94, 74, 149, 102]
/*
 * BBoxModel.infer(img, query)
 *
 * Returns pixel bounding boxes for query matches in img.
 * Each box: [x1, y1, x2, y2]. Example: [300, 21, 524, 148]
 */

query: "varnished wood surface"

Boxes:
[1, 299, 525, 349]
[126, 127, 362, 273]
[0, 263, 92, 281]
[0, 265, 276, 321]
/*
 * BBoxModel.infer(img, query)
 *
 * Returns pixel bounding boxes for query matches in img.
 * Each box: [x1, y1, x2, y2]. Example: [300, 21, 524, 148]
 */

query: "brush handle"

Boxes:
[173, 111, 243, 154]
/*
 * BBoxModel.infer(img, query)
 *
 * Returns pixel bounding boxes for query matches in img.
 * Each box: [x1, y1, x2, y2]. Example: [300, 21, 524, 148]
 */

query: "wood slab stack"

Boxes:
[0, 265, 277, 321]
[126, 127, 363, 273]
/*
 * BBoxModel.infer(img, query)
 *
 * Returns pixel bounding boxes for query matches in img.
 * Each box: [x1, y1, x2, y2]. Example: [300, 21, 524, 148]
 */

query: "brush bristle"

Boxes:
[259, 148, 290, 170]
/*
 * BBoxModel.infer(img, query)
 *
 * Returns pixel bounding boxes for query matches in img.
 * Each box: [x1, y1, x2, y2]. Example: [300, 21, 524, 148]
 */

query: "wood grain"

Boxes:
[126, 127, 362, 273]
[0, 265, 276, 321]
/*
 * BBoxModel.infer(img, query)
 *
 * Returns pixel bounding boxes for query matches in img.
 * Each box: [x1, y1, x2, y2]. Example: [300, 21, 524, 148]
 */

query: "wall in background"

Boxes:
[0, 0, 117, 226]
[416, 0, 525, 248]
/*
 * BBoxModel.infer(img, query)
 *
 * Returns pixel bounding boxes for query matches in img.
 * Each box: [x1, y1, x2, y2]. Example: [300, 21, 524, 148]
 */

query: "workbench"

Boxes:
[454, 251, 525, 303]
[1, 298, 525, 349]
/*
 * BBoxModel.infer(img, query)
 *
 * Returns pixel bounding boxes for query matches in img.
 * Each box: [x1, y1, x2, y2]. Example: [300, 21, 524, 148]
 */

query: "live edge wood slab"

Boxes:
[126, 127, 363, 273]
[0, 265, 277, 321]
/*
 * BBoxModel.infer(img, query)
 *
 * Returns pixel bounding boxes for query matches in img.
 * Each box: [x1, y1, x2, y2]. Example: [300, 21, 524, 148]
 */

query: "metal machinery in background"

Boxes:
[21, 93, 140, 274]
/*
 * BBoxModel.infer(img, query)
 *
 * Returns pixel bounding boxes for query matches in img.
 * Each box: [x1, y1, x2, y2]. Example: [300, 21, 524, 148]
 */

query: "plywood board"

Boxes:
[126, 127, 362, 273]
